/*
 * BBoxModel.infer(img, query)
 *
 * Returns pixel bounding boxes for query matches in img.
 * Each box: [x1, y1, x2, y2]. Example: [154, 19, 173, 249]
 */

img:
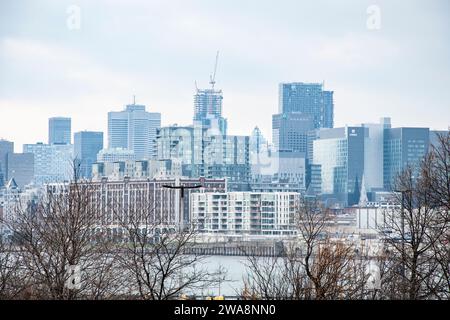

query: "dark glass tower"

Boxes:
[278, 82, 334, 129]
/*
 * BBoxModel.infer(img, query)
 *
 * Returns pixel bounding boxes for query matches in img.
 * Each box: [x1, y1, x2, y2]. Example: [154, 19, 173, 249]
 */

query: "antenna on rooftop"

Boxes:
[133, 95, 136, 105]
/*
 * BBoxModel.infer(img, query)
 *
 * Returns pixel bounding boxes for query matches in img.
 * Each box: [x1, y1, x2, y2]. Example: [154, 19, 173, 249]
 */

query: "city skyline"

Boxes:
[1, 0, 450, 151]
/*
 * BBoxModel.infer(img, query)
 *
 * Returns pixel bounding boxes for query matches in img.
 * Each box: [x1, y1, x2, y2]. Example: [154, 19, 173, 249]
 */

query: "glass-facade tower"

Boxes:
[74, 131, 104, 179]
[278, 82, 334, 129]
[49, 117, 71, 145]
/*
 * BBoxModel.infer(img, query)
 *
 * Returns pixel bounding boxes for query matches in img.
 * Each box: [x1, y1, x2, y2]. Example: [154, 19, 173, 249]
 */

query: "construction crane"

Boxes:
[209, 51, 219, 90]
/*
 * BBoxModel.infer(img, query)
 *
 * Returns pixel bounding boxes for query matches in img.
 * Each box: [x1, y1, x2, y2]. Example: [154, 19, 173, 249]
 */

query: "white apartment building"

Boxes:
[190, 192, 299, 236]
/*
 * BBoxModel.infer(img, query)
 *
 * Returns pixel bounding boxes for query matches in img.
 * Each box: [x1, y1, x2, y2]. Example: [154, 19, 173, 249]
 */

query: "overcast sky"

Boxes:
[0, 0, 449, 152]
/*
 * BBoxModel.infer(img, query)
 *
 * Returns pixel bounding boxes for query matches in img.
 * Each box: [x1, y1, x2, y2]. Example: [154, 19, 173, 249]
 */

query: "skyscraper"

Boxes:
[49, 117, 71, 145]
[0, 139, 14, 186]
[108, 102, 161, 160]
[193, 88, 227, 135]
[312, 126, 365, 206]
[74, 131, 104, 179]
[361, 118, 391, 192]
[383, 127, 429, 190]
[278, 82, 334, 128]
[272, 112, 314, 154]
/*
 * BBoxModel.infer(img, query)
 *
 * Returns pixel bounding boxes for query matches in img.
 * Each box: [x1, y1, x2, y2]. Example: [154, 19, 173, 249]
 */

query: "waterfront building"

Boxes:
[191, 192, 299, 236]
[75, 177, 226, 230]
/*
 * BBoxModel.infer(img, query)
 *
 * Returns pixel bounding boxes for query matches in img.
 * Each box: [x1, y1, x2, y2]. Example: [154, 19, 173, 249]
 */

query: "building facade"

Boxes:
[193, 88, 227, 135]
[157, 125, 250, 191]
[48, 117, 71, 145]
[0, 139, 14, 187]
[108, 103, 161, 160]
[272, 112, 314, 154]
[383, 127, 429, 190]
[75, 177, 226, 231]
[6, 153, 34, 189]
[23, 143, 74, 185]
[312, 126, 365, 207]
[191, 192, 299, 236]
[92, 159, 183, 181]
[97, 148, 136, 163]
[278, 82, 334, 129]
[74, 131, 104, 179]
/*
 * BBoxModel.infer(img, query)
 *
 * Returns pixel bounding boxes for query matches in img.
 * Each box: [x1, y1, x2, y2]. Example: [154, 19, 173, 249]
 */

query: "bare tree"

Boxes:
[380, 164, 448, 300]
[242, 197, 370, 300]
[114, 193, 223, 300]
[0, 236, 29, 299]
[4, 161, 120, 300]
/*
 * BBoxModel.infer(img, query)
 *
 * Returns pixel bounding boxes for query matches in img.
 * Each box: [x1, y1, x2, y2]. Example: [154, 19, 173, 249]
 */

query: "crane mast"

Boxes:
[209, 51, 219, 90]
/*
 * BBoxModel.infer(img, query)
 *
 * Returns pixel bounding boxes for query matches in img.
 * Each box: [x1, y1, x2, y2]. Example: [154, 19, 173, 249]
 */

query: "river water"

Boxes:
[194, 255, 250, 298]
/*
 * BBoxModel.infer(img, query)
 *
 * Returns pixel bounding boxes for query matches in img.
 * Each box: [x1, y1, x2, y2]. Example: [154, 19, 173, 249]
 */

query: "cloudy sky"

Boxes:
[0, 0, 449, 152]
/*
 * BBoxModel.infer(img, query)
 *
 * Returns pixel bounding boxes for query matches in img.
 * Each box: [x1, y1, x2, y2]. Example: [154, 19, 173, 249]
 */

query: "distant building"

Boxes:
[272, 112, 314, 154]
[429, 130, 449, 150]
[0, 139, 14, 186]
[362, 118, 391, 192]
[108, 102, 161, 160]
[249, 126, 267, 155]
[49, 117, 71, 145]
[74, 131, 104, 179]
[0, 179, 41, 236]
[76, 177, 226, 230]
[383, 127, 429, 190]
[157, 125, 250, 191]
[251, 151, 306, 193]
[6, 153, 34, 188]
[194, 88, 227, 135]
[92, 159, 182, 181]
[313, 126, 366, 207]
[97, 148, 136, 163]
[23, 143, 74, 185]
[191, 192, 299, 236]
[278, 82, 334, 129]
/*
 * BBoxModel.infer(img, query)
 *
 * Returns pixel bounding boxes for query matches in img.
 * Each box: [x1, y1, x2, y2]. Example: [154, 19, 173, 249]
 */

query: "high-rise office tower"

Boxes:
[49, 117, 71, 145]
[278, 82, 334, 128]
[383, 127, 429, 190]
[272, 112, 314, 154]
[0, 139, 14, 186]
[108, 102, 161, 160]
[74, 131, 104, 179]
[312, 126, 366, 206]
[193, 88, 227, 135]
[361, 117, 391, 193]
